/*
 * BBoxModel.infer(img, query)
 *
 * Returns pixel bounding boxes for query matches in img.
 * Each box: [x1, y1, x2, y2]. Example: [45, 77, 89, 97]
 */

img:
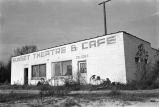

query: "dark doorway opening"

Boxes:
[24, 68, 28, 85]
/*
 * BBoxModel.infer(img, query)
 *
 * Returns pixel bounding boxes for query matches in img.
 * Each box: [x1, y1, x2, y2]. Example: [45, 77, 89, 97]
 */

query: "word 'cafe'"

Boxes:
[12, 36, 116, 63]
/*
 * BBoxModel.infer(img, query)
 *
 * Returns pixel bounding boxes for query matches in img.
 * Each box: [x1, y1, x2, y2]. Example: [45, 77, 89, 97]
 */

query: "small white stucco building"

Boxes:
[11, 31, 157, 85]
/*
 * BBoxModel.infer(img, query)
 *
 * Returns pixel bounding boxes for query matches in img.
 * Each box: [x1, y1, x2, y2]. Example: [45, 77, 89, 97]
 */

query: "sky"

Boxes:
[0, 0, 159, 62]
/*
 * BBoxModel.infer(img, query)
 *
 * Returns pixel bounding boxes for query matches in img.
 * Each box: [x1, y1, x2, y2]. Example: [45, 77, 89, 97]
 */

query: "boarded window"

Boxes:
[52, 60, 72, 76]
[32, 64, 46, 79]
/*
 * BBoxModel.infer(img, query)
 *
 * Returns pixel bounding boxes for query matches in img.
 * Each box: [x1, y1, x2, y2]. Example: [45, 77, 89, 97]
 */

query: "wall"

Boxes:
[123, 32, 157, 83]
[11, 32, 127, 85]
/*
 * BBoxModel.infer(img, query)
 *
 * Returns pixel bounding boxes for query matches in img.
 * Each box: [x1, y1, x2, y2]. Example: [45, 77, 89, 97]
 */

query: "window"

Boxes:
[32, 64, 46, 79]
[55, 62, 61, 76]
[79, 61, 87, 73]
[52, 60, 72, 76]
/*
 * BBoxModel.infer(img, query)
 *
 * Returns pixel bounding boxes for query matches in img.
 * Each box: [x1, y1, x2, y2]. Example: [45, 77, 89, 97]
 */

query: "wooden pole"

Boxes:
[98, 0, 111, 35]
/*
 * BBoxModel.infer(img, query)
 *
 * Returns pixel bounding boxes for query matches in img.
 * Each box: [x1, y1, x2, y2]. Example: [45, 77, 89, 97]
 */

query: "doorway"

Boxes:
[78, 61, 87, 84]
[24, 68, 28, 85]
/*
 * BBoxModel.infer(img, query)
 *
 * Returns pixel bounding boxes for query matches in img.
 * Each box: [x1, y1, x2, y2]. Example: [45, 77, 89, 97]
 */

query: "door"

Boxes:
[78, 61, 87, 84]
[24, 68, 28, 85]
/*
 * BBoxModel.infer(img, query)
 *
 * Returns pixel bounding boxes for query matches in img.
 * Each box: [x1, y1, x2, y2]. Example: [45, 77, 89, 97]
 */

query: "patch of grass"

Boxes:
[42, 89, 69, 97]
[0, 93, 38, 103]
[114, 94, 144, 101]
[63, 98, 81, 107]
[0, 84, 69, 91]
[106, 90, 144, 101]
[68, 90, 159, 102]
[108, 90, 121, 96]
[107, 90, 159, 101]
[0, 84, 40, 90]
[69, 94, 101, 101]
[1, 90, 159, 104]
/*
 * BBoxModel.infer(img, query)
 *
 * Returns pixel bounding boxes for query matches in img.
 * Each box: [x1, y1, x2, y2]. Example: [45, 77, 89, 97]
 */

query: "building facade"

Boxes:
[11, 31, 157, 85]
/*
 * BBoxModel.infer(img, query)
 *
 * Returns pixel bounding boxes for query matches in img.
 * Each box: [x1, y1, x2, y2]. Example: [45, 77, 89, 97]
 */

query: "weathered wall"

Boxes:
[11, 32, 127, 85]
[123, 32, 157, 83]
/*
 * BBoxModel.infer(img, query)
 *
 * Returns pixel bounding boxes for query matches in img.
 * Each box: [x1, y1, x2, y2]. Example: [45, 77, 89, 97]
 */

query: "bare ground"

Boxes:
[0, 93, 159, 107]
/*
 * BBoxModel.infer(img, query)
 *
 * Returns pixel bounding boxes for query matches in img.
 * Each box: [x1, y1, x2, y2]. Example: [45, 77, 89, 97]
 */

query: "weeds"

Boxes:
[0, 84, 41, 90]
[0, 93, 37, 103]
[64, 98, 81, 107]
[108, 89, 121, 96]
[69, 92, 146, 102]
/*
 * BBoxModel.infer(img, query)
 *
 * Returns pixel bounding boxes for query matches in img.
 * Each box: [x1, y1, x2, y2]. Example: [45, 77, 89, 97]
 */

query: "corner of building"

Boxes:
[122, 32, 157, 83]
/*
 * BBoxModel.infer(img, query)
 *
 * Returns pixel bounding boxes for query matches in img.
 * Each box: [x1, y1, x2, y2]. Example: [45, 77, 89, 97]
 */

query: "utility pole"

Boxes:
[98, 0, 111, 35]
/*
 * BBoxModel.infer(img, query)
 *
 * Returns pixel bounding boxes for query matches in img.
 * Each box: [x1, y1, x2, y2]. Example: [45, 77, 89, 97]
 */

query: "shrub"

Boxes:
[64, 78, 81, 91]
[39, 84, 52, 91]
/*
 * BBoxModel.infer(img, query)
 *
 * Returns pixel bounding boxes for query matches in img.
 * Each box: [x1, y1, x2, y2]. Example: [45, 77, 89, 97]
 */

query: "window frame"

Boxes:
[31, 63, 46, 80]
[78, 60, 87, 73]
[52, 60, 72, 77]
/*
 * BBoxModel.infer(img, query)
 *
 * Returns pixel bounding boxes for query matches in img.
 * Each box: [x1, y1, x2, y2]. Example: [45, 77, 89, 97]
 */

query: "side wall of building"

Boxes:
[123, 32, 157, 83]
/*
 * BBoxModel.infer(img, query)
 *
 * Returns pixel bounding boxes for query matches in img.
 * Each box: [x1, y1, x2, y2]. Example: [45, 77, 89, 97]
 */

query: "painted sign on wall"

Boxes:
[12, 35, 116, 63]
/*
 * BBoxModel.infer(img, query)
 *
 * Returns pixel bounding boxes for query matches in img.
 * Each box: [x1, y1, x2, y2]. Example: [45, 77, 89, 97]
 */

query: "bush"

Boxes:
[38, 84, 52, 90]
[64, 79, 81, 91]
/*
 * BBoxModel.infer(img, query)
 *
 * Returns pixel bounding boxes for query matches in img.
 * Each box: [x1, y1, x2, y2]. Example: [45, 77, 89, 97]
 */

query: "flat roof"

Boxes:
[12, 31, 154, 58]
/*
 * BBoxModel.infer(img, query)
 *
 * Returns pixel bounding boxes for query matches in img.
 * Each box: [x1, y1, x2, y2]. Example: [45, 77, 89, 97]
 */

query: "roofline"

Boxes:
[122, 31, 150, 44]
[12, 31, 125, 58]
[12, 31, 152, 58]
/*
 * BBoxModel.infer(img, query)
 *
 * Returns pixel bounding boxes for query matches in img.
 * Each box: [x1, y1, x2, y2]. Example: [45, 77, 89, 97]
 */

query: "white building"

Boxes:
[11, 31, 157, 85]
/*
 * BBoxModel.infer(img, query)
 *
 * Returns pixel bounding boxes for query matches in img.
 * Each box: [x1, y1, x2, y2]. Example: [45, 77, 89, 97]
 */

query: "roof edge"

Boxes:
[12, 31, 125, 58]
[122, 31, 150, 44]
[13, 31, 154, 58]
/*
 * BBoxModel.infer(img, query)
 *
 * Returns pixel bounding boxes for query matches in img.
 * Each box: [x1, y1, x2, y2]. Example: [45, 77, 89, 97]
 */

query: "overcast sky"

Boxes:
[0, 0, 159, 62]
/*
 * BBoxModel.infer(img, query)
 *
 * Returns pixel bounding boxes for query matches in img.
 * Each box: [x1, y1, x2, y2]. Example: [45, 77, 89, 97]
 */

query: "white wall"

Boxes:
[11, 32, 127, 85]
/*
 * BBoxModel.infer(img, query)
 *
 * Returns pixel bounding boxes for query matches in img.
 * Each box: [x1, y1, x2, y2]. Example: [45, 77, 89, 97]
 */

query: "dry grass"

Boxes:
[0, 93, 38, 103]
[1, 90, 159, 107]
[1, 89, 159, 103]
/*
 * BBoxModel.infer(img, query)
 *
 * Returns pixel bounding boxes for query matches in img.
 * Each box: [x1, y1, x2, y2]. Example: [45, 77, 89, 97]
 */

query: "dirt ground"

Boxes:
[0, 94, 159, 107]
